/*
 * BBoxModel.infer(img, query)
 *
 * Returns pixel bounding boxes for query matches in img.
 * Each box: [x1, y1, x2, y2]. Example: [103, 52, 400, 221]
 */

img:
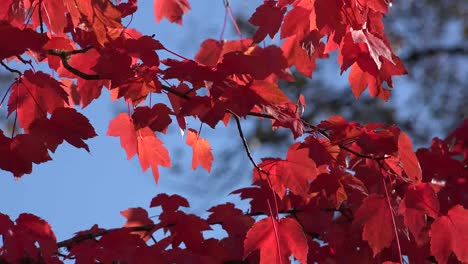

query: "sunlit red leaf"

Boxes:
[154, 0, 191, 25]
[398, 132, 422, 183]
[249, 1, 286, 43]
[136, 127, 171, 183]
[354, 194, 394, 256]
[243, 217, 308, 264]
[430, 205, 468, 264]
[185, 128, 213, 172]
[120, 207, 154, 241]
[8, 70, 69, 131]
[107, 113, 138, 160]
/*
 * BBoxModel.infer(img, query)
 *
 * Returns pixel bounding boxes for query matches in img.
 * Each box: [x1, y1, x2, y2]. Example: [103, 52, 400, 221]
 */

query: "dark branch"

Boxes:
[229, 110, 266, 174]
[403, 46, 468, 63]
[38, 0, 44, 33]
[1, 61, 22, 75]
[47, 48, 100, 80]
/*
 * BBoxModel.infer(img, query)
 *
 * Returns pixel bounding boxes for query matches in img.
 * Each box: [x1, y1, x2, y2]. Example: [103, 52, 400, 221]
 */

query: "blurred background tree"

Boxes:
[237, 0, 467, 147]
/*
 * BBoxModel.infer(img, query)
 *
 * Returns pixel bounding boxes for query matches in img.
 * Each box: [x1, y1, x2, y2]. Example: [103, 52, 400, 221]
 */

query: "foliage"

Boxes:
[0, 0, 467, 263]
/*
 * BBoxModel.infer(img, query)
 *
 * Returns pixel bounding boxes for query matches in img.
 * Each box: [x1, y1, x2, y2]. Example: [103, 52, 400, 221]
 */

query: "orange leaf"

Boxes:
[186, 128, 213, 172]
[137, 127, 171, 183]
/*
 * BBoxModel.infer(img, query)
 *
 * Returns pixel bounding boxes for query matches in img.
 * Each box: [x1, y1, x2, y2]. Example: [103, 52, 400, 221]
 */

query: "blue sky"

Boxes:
[0, 1, 263, 241]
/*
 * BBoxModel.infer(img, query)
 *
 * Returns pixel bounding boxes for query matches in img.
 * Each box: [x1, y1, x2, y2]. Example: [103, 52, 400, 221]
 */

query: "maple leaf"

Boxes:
[351, 29, 394, 70]
[150, 193, 190, 211]
[249, 80, 290, 105]
[185, 128, 213, 172]
[8, 70, 69, 131]
[354, 194, 394, 256]
[249, 1, 286, 43]
[154, 0, 191, 25]
[280, 5, 311, 40]
[430, 205, 468, 264]
[136, 127, 171, 183]
[398, 183, 439, 245]
[208, 203, 254, 237]
[0, 131, 51, 177]
[243, 217, 308, 264]
[0, 23, 48, 60]
[29, 107, 97, 152]
[255, 142, 318, 198]
[107, 113, 138, 160]
[121, 207, 154, 241]
[398, 132, 422, 183]
[132, 104, 173, 133]
[195, 38, 223, 66]
[159, 211, 211, 252]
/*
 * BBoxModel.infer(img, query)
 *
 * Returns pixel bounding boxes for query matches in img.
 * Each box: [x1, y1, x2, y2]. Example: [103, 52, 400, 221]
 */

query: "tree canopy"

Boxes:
[0, 0, 467, 263]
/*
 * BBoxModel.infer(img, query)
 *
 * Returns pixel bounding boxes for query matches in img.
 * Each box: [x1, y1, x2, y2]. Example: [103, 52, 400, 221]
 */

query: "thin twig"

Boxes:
[38, 0, 44, 33]
[228, 110, 265, 174]
[1, 61, 22, 75]
[47, 48, 100, 80]
[382, 177, 403, 264]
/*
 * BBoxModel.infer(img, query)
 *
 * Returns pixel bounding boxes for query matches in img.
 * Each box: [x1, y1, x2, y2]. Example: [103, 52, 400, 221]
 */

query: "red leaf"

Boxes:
[350, 29, 394, 70]
[107, 113, 138, 160]
[30, 107, 97, 152]
[430, 205, 468, 264]
[255, 142, 318, 198]
[136, 127, 171, 183]
[0, 23, 48, 60]
[185, 128, 213, 172]
[243, 217, 308, 264]
[249, 80, 290, 105]
[398, 183, 439, 245]
[195, 39, 223, 66]
[8, 70, 69, 131]
[154, 0, 191, 25]
[0, 131, 51, 177]
[249, 1, 286, 43]
[120, 207, 154, 241]
[354, 194, 394, 256]
[398, 132, 422, 183]
[208, 203, 254, 237]
[132, 104, 173, 133]
[150, 193, 189, 211]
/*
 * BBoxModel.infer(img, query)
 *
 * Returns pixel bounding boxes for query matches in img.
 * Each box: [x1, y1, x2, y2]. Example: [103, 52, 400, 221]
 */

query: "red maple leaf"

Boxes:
[430, 205, 468, 263]
[249, 1, 286, 43]
[243, 217, 308, 263]
[136, 127, 171, 183]
[354, 194, 394, 256]
[29, 107, 97, 152]
[107, 113, 138, 160]
[0, 23, 48, 60]
[8, 70, 69, 131]
[185, 128, 213, 172]
[398, 183, 439, 245]
[154, 0, 191, 25]
[120, 207, 154, 241]
[0, 131, 51, 177]
[255, 142, 318, 198]
[150, 193, 190, 212]
[398, 132, 422, 183]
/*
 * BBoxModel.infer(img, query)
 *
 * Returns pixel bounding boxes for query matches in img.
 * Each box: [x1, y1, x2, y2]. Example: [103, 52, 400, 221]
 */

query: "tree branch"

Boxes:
[38, 0, 44, 33]
[47, 47, 100, 80]
[45, 47, 391, 163]
[228, 110, 266, 174]
[1, 61, 22, 75]
[56, 208, 316, 250]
